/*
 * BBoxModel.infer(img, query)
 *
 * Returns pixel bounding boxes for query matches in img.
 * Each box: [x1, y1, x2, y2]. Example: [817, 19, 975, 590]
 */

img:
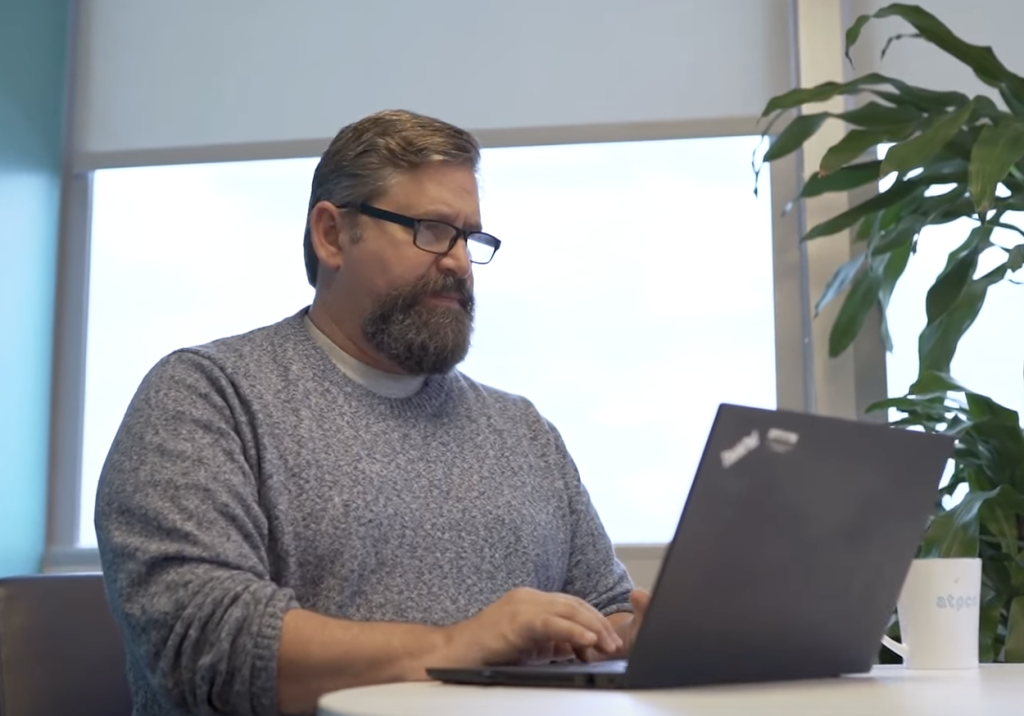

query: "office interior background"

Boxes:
[2, 0, 1023, 587]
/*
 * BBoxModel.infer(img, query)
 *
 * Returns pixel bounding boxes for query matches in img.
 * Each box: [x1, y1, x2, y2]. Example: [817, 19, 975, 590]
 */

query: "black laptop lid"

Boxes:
[626, 404, 954, 688]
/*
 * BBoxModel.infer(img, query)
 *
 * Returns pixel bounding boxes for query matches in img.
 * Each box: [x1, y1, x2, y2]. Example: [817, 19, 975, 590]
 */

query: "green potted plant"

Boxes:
[756, 2, 1024, 662]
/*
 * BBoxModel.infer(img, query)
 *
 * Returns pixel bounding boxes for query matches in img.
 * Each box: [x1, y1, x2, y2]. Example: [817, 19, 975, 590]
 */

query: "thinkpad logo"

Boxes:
[720, 430, 760, 468]
[766, 428, 799, 453]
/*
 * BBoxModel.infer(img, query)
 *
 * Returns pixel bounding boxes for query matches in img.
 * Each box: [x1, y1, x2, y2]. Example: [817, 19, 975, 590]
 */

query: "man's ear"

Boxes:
[308, 201, 352, 273]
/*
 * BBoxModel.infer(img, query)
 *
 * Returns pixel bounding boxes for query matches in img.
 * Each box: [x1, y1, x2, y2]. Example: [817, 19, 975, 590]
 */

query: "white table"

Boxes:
[318, 665, 1023, 716]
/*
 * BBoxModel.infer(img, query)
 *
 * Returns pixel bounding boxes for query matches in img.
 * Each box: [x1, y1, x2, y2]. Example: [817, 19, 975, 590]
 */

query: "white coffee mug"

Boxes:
[881, 557, 981, 670]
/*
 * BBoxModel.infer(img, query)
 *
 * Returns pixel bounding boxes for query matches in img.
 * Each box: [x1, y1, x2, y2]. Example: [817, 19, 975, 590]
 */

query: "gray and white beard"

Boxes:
[362, 274, 475, 375]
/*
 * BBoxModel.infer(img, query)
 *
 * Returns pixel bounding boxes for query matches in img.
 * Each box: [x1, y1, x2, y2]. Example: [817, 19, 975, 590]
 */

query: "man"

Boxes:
[96, 109, 649, 716]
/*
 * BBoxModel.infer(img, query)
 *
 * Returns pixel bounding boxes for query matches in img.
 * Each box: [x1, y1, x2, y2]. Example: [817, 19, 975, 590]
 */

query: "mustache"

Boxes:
[402, 274, 474, 312]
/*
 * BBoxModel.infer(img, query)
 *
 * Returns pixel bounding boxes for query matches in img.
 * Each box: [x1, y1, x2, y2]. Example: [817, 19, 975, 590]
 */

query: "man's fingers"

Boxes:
[534, 641, 577, 663]
[630, 589, 652, 616]
[551, 642, 577, 661]
[548, 596, 622, 653]
[526, 642, 555, 664]
[533, 615, 600, 650]
[572, 644, 604, 663]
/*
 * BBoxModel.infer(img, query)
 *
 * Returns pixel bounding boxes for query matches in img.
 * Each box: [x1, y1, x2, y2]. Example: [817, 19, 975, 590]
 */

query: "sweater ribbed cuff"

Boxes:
[251, 588, 301, 716]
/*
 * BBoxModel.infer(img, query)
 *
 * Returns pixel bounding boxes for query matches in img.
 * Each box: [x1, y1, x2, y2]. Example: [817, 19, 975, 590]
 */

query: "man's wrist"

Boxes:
[410, 623, 464, 679]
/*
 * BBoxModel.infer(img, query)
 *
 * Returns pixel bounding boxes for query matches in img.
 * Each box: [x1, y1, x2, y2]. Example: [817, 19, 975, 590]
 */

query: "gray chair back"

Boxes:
[0, 573, 132, 716]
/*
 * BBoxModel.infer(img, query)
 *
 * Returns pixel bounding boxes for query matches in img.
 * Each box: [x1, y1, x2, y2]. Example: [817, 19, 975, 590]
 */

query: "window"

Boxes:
[82, 159, 317, 546]
[80, 137, 776, 547]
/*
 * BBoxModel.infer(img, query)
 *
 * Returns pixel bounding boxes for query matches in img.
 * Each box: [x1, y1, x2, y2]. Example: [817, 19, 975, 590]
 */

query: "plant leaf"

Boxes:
[844, 13, 873, 65]
[951, 389, 1024, 497]
[840, 101, 923, 128]
[928, 192, 978, 226]
[880, 31, 923, 63]
[965, 392, 1023, 430]
[1006, 597, 1024, 662]
[857, 213, 882, 242]
[925, 225, 991, 323]
[999, 86, 1024, 117]
[802, 161, 883, 198]
[968, 94, 1008, 124]
[760, 74, 888, 118]
[828, 265, 881, 357]
[760, 72, 967, 119]
[804, 178, 924, 241]
[1009, 245, 1024, 272]
[980, 487, 1024, 578]
[821, 131, 896, 174]
[868, 3, 1024, 106]
[876, 241, 913, 352]
[763, 113, 830, 162]
[871, 85, 971, 114]
[915, 158, 972, 185]
[881, 101, 976, 177]
[870, 224, 917, 255]
[865, 393, 951, 417]
[766, 100, 925, 167]
[909, 370, 970, 395]
[815, 252, 866, 316]
[980, 599, 1003, 662]
[920, 488, 999, 558]
[969, 120, 1024, 215]
[918, 262, 1009, 376]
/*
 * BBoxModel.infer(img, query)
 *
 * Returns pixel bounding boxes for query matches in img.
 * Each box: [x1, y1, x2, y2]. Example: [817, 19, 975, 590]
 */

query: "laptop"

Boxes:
[427, 403, 954, 689]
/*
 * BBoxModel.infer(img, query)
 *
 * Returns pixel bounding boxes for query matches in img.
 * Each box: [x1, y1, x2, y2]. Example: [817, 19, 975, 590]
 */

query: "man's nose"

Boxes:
[437, 238, 472, 279]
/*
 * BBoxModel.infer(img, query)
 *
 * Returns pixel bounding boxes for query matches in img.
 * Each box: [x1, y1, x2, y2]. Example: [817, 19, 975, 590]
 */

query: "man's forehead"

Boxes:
[380, 167, 481, 221]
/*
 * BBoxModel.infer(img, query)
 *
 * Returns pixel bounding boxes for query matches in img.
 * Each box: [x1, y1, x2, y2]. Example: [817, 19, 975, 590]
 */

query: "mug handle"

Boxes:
[881, 634, 908, 660]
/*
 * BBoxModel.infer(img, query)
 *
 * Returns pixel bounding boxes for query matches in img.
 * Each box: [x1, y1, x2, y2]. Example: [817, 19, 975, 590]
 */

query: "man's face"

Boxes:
[341, 163, 480, 375]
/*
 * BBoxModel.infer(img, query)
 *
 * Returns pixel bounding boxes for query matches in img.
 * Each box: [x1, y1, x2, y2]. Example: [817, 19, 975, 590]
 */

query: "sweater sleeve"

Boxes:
[543, 420, 635, 616]
[94, 350, 299, 716]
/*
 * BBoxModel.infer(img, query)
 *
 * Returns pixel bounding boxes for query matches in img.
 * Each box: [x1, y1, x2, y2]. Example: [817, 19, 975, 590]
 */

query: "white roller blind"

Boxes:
[71, 0, 794, 168]
[848, 0, 1024, 96]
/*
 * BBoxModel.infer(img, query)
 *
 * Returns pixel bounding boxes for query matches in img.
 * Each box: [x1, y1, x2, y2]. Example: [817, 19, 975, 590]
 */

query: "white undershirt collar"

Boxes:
[304, 315, 426, 399]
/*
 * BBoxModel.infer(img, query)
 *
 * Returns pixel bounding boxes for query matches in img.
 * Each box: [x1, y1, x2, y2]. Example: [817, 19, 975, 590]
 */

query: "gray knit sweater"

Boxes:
[95, 310, 632, 716]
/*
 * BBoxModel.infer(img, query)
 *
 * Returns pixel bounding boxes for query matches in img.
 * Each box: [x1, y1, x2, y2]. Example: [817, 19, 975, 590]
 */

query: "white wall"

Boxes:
[72, 0, 793, 167]
[849, 0, 1024, 97]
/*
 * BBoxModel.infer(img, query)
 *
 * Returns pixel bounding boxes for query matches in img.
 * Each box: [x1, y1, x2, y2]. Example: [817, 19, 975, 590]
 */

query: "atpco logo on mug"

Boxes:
[936, 594, 978, 611]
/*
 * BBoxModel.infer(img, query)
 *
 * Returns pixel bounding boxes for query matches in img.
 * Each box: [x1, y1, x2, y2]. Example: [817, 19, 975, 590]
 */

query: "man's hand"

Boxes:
[621, 589, 651, 652]
[437, 587, 624, 667]
[587, 589, 652, 661]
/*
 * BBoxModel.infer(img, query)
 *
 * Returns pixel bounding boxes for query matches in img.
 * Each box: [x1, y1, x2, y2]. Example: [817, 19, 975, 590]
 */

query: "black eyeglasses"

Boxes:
[338, 202, 501, 265]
